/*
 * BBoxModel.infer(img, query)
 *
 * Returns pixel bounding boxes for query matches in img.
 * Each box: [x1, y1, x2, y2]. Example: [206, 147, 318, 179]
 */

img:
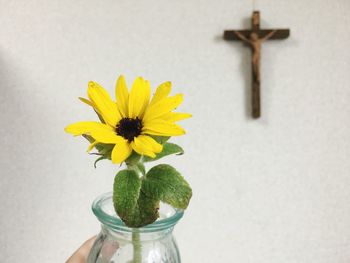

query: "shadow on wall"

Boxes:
[0, 51, 57, 220]
[214, 15, 253, 120]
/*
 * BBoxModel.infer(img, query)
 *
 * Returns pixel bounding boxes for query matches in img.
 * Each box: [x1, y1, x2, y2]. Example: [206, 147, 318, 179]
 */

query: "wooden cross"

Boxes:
[224, 11, 290, 118]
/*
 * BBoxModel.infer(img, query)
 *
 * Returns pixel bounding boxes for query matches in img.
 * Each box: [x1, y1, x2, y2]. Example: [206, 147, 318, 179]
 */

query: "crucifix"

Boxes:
[224, 11, 290, 118]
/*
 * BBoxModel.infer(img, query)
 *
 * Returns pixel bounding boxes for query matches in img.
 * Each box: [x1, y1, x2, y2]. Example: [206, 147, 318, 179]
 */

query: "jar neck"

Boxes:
[101, 224, 174, 242]
[92, 192, 184, 240]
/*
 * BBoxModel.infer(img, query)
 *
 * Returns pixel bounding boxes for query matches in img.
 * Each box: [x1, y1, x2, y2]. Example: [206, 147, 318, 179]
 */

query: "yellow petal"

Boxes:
[87, 141, 99, 152]
[161, 112, 192, 122]
[136, 135, 163, 153]
[90, 129, 121, 144]
[139, 80, 151, 118]
[115, 75, 129, 117]
[130, 137, 156, 158]
[142, 120, 186, 136]
[88, 81, 121, 127]
[111, 139, 132, 164]
[143, 94, 183, 122]
[128, 77, 150, 118]
[149, 81, 171, 106]
[79, 97, 94, 107]
[65, 121, 113, 136]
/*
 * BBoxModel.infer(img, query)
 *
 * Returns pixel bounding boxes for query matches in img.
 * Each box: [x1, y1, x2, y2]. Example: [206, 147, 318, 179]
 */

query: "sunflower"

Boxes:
[65, 76, 191, 164]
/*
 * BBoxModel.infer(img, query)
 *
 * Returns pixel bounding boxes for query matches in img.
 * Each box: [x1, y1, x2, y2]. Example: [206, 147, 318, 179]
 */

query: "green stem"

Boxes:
[128, 162, 144, 263]
[132, 229, 142, 263]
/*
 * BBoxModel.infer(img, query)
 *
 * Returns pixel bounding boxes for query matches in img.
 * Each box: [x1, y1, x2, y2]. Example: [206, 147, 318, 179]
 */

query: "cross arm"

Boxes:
[224, 29, 290, 41]
[258, 29, 290, 39]
[224, 30, 252, 41]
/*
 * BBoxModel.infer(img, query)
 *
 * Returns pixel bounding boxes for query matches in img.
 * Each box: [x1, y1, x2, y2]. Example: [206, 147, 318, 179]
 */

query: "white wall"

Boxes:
[1, 0, 350, 262]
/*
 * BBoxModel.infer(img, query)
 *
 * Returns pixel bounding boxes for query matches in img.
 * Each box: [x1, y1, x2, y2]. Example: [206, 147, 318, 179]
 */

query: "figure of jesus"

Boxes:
[223, 11, 290, 118]
[233, 30, 276, 83]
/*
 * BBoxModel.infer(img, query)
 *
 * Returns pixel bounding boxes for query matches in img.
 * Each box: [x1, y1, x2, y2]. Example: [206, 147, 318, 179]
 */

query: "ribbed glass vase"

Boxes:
[87, 192, 183, 263]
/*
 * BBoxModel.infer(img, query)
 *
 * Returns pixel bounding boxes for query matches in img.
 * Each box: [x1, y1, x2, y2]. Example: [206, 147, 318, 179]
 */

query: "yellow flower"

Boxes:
[65, 76, 191, 164]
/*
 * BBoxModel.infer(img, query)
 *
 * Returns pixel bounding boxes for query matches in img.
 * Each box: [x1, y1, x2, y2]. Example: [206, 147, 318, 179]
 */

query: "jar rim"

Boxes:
[92, 192, 184, 233]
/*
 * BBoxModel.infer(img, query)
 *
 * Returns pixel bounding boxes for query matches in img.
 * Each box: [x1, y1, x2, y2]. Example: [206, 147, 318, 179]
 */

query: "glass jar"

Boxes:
[87, 192, 184, 263]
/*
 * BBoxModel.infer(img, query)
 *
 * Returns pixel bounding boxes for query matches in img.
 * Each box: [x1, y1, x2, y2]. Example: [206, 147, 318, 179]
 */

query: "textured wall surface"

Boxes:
[1, 0, 350, 262]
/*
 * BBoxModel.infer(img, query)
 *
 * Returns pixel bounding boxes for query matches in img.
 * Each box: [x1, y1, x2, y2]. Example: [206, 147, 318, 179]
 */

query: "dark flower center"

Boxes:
[116, 117, 143, 141]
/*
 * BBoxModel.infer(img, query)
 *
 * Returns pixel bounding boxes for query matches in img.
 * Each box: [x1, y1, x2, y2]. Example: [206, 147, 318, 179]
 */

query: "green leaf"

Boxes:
[82, 135, 113, 167]
[125, 151, 142, 166]
[95, 144, 114, 155]
[151, 136, 170, 144]
[113, 169, 159, 227]
[143, 143, 184, 162]
[113, 169, 141, 222]
[142, 164, 192, 209]
[136, 163, 146, 176]
[82, 134, 113, 154]
[94, 156, 106, 168]
[82, 134, 94, 143]
[82, 135, 114, 155]
[135, 192, 160, 226]
[94, 109, 105, 124]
